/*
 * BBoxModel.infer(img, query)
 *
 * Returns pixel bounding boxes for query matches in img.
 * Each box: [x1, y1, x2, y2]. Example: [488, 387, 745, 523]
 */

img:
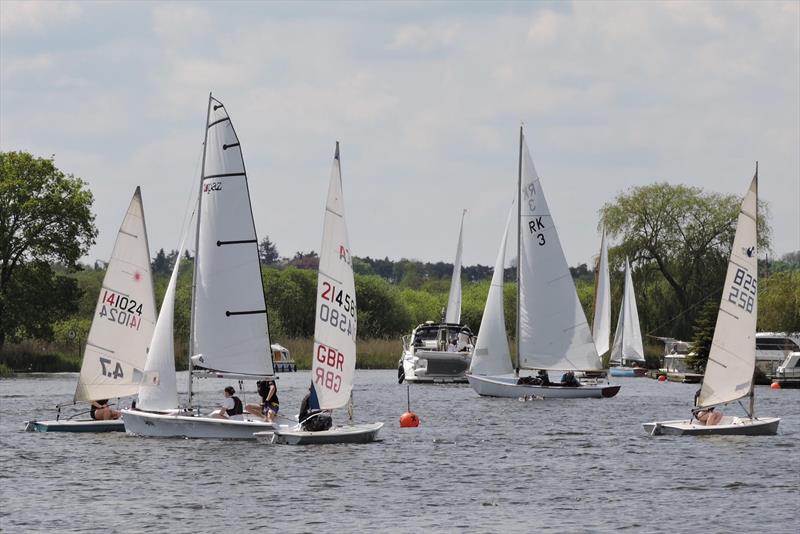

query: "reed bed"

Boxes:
[278, 337, 402, 370]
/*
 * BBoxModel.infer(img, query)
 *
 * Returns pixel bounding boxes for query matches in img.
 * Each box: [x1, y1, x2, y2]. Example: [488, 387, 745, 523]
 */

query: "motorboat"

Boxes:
[399, 322, 474, 383]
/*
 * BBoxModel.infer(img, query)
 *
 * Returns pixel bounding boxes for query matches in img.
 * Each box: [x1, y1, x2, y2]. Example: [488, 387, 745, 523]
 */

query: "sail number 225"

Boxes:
[728, 267, 756, 314]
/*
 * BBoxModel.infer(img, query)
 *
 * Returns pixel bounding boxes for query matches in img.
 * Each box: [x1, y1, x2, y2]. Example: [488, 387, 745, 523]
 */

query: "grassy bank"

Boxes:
[279, 337, 402, 369]
[0, 341, 81, 373]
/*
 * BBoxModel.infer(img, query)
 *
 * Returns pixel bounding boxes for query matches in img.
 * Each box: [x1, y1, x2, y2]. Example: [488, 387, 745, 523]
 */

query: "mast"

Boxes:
[750, 160, 759, 419]
[515, 125, 522, 374]
[187, 93, 213, 409]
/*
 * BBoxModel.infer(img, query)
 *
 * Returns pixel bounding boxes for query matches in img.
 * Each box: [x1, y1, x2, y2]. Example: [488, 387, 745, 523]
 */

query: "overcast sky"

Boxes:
[2, 1, 798, 269]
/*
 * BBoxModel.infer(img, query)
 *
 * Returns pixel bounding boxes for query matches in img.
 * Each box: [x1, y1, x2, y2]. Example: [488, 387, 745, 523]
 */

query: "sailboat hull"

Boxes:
[121, 409, 278, 439]
[467, 374, 620, 399]
[23, 419, 125, 433]
[609, 366, 647, 377]
[643, 416, 780, 436]
[258, 422, 384, 445]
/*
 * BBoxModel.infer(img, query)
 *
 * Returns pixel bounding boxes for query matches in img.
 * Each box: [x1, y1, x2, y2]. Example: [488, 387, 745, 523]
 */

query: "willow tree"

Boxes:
[599, 182, 771, 339]
[0, 152, 97, 347]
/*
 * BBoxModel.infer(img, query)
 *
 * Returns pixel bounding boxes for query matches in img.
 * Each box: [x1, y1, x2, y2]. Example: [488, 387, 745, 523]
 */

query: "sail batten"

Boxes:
[74, 188, 156, 402]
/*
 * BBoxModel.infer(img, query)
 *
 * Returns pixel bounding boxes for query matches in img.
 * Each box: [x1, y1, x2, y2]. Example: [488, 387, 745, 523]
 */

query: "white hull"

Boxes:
[256, 422, 384, 445]
[121, 409, 278, 439]
[24, 419, 125, 433]
[467, 374, 620, 399]
[643, 416, 780, 436]
[400, 350, 471, 384]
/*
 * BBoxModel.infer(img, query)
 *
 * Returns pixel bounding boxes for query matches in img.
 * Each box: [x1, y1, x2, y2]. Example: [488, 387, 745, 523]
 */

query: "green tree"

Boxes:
[600, 182, 771, 339]
[259, 236, 280, 265]
[687, 298, 719, 372]
[758, 271, 800, 333]
[355, 275, 412, 338]
[0, 152, 97, 347]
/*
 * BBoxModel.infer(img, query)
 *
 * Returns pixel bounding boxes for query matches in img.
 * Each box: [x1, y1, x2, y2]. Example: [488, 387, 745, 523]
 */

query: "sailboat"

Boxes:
[592, 228, 611, 358]
[398, 210, 475, 384]
[25, 188, 156, 432]
[466, 127, 620, 399]
[643, 168, 780, 435]
[258, 142, 383, 445]
[608, 258, 646, 377]
[122, 94, 280, 439]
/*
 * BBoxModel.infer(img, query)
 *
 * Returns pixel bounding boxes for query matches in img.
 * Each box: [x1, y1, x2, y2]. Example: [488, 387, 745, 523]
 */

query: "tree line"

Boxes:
[2, 151, 798, 372]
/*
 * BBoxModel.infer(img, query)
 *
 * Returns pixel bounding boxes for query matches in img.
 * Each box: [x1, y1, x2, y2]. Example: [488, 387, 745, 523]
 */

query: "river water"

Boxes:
[1, 371, 797, 533]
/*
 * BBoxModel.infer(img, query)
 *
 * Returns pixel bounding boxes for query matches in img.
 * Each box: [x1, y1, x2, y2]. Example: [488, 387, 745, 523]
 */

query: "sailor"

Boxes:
[90, 399, 120, 420]
[245, 379, 279, 422]
[537, 369, 551, 386]
[447, 338, 458, 352]
[559, 371, 580, 387]
[213, 386, 243, 418]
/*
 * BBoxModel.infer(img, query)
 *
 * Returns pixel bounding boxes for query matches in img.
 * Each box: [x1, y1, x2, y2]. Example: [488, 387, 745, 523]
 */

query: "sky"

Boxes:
[1, 0, 798, 269]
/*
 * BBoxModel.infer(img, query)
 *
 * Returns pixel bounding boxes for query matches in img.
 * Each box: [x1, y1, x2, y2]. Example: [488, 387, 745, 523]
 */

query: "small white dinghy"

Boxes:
[122, 95, 278, 439]
[466, 128, 619, 399]
[259, 143, 382, 445]
[608, 258, 647, 377]
[25, 188, 157, 432]
[643, 166, 779, 436]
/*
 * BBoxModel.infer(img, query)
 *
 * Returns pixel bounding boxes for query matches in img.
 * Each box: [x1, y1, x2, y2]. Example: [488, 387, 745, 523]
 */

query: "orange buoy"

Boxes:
[771, 382, 781, 390]
[658, 375, 667, 382]
[400, 411, 419, 427]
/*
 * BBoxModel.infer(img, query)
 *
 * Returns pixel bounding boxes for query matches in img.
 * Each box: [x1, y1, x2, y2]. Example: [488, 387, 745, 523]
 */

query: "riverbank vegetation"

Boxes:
[2, 152, 798, 374]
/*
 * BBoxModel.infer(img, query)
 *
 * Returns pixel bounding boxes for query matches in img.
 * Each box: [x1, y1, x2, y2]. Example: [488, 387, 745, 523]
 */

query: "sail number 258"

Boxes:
[728, 267, 756, 314]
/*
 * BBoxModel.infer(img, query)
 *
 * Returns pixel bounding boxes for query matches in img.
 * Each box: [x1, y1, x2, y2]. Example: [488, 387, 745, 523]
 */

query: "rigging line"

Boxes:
[172, 142, 205, 265]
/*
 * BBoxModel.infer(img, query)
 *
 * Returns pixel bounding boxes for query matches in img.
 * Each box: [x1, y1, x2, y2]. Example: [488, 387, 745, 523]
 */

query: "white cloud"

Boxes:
[0, 0, 81, 34]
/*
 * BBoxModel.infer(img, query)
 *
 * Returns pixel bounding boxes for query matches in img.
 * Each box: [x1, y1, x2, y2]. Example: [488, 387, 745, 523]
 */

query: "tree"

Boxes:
[687, 298, 719, 372]
[259, 236, 280, 265]
[758, 271, 800, 333]
[151, 248, 170, 274]
[0, 152, 97, 347]
[600, 182, 771, 339]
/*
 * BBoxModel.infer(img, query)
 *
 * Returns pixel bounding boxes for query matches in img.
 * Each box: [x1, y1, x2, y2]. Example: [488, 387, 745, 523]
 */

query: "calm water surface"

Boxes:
[1, 371, 798, 533]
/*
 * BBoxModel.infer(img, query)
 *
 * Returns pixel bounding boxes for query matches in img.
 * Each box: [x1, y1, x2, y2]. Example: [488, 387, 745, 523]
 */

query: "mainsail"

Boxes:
[469, 203, 514, 376]
[75, 187, 156, 402]
[311, 142, 357, 411]
[592, 229, 611, 356]
[698, 173, 759, 408]
[445, 210, 466, 324]
[517, 131, 601, 372]
[190, 95, 273, 377]
[610, 257, 645, 364]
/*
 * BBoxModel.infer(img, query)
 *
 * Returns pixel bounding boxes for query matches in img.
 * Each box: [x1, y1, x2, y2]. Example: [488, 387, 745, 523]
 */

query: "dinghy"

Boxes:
[122, 95, 279, 439]
[608, 258, 647, 377]
[25, 188, 156, 432]
[399, 211, 474, 383]
[643, 167, 779, 436]
[467, 127, 620, 399]
[257, 142, 383, 445]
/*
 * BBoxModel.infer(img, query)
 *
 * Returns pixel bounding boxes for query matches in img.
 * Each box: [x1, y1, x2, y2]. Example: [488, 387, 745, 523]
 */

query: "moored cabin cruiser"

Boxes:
[399, 322, 474, 383]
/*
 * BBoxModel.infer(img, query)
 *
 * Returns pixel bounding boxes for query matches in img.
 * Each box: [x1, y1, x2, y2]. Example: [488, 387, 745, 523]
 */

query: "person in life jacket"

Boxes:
[245, 379, 279, 422]
[212, 386, 243, 419]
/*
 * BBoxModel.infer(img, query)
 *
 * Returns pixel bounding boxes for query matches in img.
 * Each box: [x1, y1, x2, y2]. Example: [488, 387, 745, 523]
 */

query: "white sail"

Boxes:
[698, 174, 759, 408]
[470, 203, 514, 376]
[610, 258, 645, 364]
[137, 238, 189, 411]
[445, 210, 465, 324]
[311, 142, 357, 410]
[190, 96, 273, 377]
[75, 187, 156, 401]
[517, 135, 601, 371]
[592, 228, 611, 356]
